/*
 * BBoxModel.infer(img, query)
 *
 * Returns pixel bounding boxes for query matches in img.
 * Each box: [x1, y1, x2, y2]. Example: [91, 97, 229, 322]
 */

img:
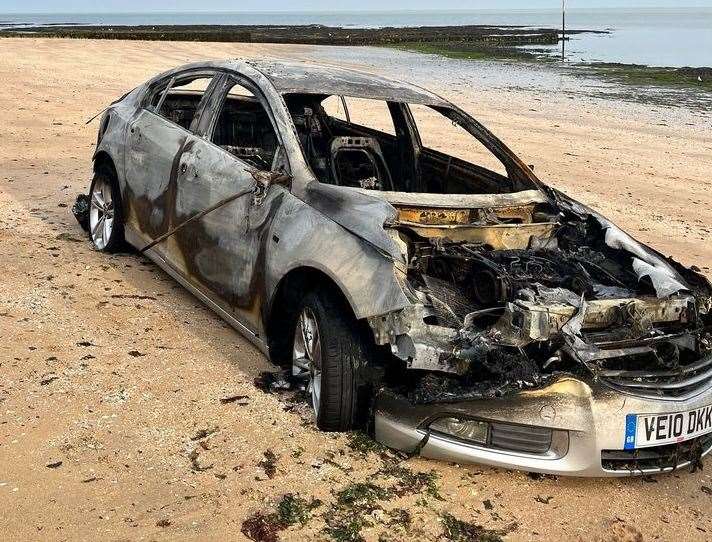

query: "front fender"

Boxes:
[265, 192, 410, 321]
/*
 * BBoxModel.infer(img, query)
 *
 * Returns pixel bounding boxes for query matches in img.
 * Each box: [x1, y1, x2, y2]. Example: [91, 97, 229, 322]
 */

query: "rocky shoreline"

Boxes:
[0, 22, 600, 47]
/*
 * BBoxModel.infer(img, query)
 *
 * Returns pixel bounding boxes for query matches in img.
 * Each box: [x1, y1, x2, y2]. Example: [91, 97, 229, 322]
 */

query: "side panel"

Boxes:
[123, 109, 188, 256]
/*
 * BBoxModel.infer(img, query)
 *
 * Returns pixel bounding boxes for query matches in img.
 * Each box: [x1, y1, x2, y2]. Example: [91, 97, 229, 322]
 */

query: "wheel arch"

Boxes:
[265, 265, 361, 365]
[92, 150, 118, 180]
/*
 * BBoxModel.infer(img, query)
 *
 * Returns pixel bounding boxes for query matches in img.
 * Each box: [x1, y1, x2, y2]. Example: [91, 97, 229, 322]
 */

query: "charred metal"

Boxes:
[82, 59, 712, 477]
[368, 192, 712, 402]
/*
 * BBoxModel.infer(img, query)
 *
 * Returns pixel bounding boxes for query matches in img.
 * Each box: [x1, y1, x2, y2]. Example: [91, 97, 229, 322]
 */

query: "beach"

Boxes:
[0, 37, 711, 541]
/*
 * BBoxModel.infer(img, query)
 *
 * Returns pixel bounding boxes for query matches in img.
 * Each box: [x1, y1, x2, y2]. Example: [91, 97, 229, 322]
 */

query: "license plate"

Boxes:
[624, 405, 712, 449]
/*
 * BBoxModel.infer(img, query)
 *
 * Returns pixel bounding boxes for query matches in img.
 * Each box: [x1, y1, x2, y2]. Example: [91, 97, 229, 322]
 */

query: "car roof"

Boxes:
[246, 59, 448, 106]
[169, 59, 448, 107]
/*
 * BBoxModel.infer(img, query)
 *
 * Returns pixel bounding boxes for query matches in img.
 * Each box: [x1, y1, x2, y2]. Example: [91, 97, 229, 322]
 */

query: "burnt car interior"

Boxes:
[283, 93, 532, 195]
[151, 75, 279, 170]
[210, 82, 278, 170]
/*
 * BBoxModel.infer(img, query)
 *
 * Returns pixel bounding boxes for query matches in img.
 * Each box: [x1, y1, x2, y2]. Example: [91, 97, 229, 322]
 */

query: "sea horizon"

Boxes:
[1, 7, 711, 68]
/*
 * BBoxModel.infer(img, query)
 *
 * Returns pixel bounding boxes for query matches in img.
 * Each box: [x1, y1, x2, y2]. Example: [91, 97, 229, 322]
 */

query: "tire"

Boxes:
[292, 289, 372, 431]
[88, 166, 124, 252]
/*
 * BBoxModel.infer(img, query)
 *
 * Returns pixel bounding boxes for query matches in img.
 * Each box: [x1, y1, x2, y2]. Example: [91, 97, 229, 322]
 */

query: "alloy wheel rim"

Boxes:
[292, 307, 322, 413]
[89, 178, 114, 250]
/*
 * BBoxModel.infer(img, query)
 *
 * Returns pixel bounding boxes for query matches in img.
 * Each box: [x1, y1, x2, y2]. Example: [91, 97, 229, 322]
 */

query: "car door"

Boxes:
[168, 73, 289, 332]
[123, 70, 219, 258]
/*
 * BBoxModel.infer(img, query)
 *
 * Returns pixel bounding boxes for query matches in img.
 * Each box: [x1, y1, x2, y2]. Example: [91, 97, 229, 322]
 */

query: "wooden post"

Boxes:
[562, 0, 566, 61]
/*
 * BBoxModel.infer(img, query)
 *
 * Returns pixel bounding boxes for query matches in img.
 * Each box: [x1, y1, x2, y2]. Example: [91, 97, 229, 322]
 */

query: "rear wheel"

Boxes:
[88, 168, 124, 252]
[292, 289, 372, 431]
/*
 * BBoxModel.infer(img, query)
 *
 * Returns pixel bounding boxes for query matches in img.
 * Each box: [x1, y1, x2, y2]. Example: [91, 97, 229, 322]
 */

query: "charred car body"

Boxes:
[82, 60, 712, 476]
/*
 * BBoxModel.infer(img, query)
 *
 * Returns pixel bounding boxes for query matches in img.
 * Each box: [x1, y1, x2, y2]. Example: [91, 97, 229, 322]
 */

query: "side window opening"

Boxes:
[149, 80, 170, 111]
[149, 74, 215, 131]
[321, 95, 350, 123]
[210, 79, 279, 171]
[342, 97, 396, 136]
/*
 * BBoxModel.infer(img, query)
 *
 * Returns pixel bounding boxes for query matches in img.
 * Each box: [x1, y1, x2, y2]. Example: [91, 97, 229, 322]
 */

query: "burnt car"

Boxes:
[81, 60, 712, 476]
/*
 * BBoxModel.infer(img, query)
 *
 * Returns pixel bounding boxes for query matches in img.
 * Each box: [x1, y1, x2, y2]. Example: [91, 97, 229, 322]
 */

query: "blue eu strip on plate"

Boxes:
[624, 413, 637, 450]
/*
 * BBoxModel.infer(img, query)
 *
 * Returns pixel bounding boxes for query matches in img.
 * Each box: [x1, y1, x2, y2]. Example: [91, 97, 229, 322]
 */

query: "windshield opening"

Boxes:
[284, 92, 537, 195]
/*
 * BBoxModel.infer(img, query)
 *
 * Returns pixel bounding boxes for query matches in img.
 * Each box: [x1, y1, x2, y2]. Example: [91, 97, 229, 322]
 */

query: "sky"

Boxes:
[3, 1, 712, 13]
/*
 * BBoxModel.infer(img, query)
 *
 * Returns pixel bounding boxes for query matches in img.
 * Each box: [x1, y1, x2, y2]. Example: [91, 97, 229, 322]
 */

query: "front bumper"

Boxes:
[374, 377, 712, 477]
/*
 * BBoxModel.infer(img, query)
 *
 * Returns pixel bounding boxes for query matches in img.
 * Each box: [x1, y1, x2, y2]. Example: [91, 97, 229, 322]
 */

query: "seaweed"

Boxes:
[323, 483, 390, 542]
[346, 431, 391, 457]
[440, 513, 507, 542]
[241, 511, 284, 542]
[378, 463, 442, 500]
[277, 494, 322, 527]
[241, 494, 322, 542]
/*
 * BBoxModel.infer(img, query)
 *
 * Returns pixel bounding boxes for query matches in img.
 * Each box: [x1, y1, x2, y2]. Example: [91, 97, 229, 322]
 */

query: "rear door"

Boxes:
[123, 70, 218, 257]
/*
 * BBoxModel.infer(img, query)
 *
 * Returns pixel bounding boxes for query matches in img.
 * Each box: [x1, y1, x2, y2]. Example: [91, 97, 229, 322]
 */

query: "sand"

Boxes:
[0, 38, 711, 541]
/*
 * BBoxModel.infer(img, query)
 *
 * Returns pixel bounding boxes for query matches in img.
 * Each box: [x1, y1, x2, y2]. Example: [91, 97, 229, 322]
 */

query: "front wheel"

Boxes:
[88, 168, 124, 252]
[292, 289, 372, 431]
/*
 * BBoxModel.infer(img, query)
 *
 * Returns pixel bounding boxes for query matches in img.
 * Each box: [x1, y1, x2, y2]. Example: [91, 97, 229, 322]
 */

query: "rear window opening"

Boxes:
[284, 93, 536, 196]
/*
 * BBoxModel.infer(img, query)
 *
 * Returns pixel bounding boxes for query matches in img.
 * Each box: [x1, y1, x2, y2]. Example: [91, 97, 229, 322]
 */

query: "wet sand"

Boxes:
[1, 38, 711, 541]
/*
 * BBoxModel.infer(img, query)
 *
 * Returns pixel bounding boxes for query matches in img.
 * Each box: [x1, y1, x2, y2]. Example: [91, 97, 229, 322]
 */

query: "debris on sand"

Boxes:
[277, 494, 322, 527]
[40, 374, 59, 386]
[188, 444, 214, 472]
[258, 450, 278, 479]
[110, 294, 157, 300]
[322, 482, 391, 541]
[102, 388, 128, 403]
[190, 427, 219, 441]
[45, 461, 63, 469]
[254, 371, 292, 393]
[346, 431, 392, 459]
[220, 394, 250, 405]
[71, 194, 90, 231]
[241, 511, 283, 542]
[377, 463, 441, 500]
